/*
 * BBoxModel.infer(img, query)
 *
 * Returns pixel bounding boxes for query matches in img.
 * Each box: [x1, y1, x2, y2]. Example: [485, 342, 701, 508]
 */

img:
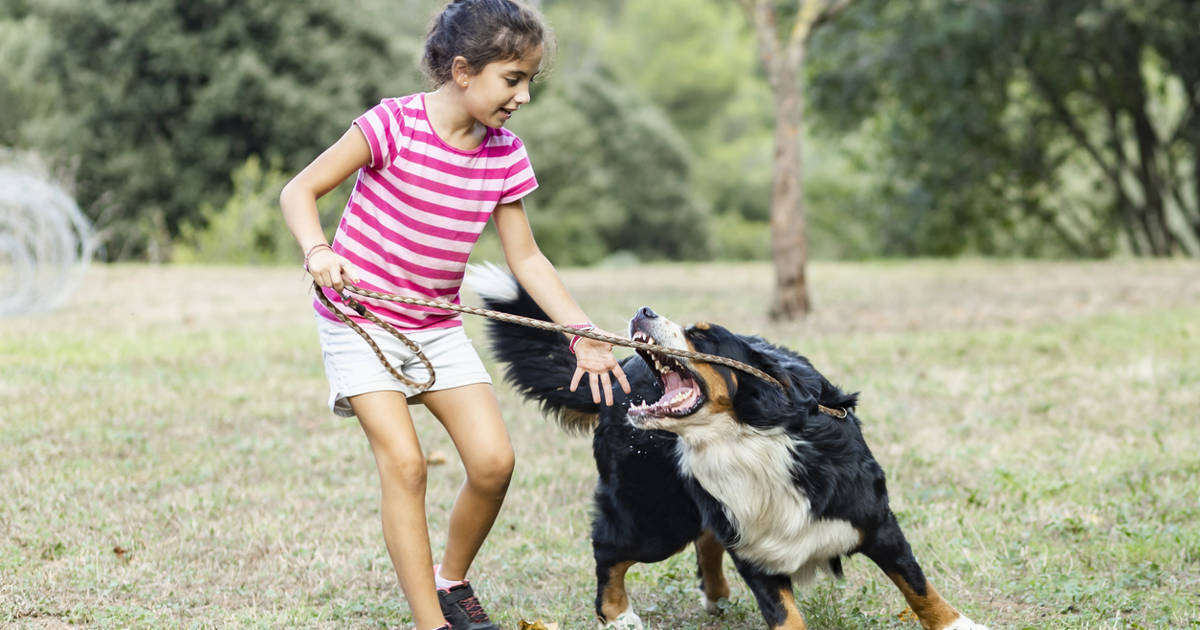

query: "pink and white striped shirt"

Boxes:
[314, 94, 538, 330]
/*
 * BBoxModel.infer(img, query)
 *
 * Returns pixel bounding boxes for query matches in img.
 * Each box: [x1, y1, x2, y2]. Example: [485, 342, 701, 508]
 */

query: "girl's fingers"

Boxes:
[570, 366, 585, 393]
[612, 363, 631, 394]
[589, 372, 601, 404]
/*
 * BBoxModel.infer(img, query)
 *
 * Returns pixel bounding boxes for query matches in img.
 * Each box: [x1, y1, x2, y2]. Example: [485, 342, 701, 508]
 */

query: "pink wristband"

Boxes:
[567, 322, 596, 354]
[303, 243, 333, 272]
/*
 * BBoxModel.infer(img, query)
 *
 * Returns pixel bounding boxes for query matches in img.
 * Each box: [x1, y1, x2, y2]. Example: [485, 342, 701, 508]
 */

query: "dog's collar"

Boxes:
[818, 404, 849, 419]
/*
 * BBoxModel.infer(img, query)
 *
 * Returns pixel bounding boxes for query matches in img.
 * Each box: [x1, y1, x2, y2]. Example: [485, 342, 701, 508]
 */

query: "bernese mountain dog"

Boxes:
[470, 267, 987, 630]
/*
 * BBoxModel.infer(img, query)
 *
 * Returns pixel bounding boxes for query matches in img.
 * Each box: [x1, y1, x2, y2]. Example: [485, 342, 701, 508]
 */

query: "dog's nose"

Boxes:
[637, 306, 658, 319]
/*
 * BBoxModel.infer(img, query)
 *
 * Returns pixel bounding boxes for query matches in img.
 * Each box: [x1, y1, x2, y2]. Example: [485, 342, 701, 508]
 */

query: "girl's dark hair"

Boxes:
[422, 0, 552, 86]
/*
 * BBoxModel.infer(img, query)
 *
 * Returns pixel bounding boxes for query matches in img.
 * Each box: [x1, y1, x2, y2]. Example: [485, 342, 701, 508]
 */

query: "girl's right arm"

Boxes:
[279, 126, 371, 291]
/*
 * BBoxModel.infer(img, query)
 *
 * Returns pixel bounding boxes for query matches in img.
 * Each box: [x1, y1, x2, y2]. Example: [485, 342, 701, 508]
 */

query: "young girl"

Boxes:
[279, 2, 630, 629]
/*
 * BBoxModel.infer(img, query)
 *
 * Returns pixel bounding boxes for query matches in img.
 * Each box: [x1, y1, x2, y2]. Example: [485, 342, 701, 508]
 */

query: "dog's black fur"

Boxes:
[473, 270, 984, 630]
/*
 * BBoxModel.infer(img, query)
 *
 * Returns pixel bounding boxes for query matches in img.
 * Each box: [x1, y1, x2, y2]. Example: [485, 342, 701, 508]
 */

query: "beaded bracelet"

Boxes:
[567, 322, 596, 354]
[303, 243, 333, 272]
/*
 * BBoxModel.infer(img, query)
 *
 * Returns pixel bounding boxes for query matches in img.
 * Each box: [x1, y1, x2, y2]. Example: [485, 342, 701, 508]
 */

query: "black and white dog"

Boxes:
[470, 267, 987, 630]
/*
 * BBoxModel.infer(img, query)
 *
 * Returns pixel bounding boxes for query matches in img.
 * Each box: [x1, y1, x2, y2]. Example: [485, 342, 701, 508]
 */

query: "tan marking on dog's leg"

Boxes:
[771, 586, 808, 630]
[694, 530, 730, 610]
[599, 561, 637, 623]
[886, 573, 963, 630]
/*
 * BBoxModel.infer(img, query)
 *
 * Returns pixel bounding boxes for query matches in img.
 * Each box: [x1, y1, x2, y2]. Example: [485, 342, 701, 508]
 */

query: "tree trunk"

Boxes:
[769, 69, 811, 320]
[744, 0, 851, 319]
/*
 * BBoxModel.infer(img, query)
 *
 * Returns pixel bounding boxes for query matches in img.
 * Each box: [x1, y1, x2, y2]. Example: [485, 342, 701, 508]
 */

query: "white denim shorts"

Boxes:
[316, 314, 492, 417]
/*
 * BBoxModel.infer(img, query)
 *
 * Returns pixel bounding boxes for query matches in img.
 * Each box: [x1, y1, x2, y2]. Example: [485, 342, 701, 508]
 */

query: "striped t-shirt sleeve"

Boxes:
[499, 137, 539, 204]
[354, 100, 402, 168]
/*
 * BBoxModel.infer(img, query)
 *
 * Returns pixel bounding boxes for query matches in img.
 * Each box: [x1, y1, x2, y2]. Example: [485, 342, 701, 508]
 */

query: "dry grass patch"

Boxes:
[2, 260, 1198, 629]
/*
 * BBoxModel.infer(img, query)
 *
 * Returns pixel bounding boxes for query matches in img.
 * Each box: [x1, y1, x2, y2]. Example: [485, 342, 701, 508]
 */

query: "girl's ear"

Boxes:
[451, 55, 473, 87]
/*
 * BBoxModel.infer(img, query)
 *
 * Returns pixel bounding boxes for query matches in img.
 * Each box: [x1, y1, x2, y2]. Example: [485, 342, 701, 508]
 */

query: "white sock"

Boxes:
[433, 564, 465, 590]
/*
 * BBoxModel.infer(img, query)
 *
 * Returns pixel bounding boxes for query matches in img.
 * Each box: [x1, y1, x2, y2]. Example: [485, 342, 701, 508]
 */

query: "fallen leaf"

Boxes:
[518, 620, 559, 630]
[897, 606, 918, 622]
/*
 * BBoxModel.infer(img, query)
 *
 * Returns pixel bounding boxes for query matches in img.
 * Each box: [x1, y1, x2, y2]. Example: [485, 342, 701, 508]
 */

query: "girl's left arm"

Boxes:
[493, 200, 631, 406]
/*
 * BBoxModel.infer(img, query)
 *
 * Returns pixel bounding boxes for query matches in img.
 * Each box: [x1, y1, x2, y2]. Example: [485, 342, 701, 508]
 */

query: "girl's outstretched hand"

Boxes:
[569, 333, 632, 406]
[306, 245, 361, 292]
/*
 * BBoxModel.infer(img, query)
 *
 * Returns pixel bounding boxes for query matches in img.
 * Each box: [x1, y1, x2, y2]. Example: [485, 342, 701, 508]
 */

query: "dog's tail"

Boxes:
[466, 263, 601, 433]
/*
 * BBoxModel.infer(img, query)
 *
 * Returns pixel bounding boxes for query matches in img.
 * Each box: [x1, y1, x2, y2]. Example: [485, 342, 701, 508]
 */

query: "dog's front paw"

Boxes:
[701, 594, 730, 615]
[599, 607, 643, 630]
[944, 616, 989, 630]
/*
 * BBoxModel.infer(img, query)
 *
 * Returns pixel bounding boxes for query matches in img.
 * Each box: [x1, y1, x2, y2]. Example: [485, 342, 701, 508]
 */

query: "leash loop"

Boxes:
[314, 284, 436, 392]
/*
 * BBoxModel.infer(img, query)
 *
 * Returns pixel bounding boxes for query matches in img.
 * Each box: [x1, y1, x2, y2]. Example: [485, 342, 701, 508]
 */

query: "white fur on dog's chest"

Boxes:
[674, 412, 860, 577]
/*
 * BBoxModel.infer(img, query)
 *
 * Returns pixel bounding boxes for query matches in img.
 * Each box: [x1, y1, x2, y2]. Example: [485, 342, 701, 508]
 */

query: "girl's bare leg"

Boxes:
[350, 390, 447, 630]
[419, 383, 515, 581]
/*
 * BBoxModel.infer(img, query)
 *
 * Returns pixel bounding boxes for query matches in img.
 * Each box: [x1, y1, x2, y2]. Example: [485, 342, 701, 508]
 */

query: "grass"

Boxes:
[2, 259, 1199, 629]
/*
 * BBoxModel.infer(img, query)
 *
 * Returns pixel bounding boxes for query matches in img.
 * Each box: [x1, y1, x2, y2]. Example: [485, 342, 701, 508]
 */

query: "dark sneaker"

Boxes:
[437, 582, 499, 630]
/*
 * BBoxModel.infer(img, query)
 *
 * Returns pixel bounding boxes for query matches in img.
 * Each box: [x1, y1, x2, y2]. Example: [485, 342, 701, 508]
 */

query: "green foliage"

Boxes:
[20, 0, 1197, 263]
[600, 0, 775, 223]
[512, 73, 714, 265]
[172, 157, 294, 265]
[173, 156, 350, 265]
[710, 213, 770, 261]
[809, 0, 1200, 257]
[2, 0, 429, 260]
[0, 16, 57, 147]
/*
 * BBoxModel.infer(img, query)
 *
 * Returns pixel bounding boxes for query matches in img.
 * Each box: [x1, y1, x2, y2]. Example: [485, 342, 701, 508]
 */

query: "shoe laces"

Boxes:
[458, 591, 489, 622]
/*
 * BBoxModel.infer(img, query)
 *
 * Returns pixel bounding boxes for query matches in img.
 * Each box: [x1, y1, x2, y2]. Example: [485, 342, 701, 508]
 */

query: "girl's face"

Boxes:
[458, 46, 543, 129]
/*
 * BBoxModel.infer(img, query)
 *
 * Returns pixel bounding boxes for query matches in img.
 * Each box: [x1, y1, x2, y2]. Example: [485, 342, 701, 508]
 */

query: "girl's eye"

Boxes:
[506, 78, 519, 87]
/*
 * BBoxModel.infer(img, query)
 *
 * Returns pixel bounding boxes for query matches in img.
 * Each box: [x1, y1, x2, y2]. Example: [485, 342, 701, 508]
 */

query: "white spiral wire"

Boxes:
[0, 161, 96, 316]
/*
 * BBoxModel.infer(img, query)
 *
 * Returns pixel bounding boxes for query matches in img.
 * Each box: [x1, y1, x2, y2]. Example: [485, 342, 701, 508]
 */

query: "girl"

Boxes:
[279, 2, 631, 629]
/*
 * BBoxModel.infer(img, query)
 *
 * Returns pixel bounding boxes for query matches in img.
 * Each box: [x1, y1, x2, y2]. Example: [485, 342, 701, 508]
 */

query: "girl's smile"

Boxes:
[460, 46, 543, 129]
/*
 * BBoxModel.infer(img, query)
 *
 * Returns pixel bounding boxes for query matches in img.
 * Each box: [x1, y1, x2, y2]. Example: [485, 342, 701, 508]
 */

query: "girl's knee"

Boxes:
[466, 448, 515, 493]
[375, 448, 429, 491]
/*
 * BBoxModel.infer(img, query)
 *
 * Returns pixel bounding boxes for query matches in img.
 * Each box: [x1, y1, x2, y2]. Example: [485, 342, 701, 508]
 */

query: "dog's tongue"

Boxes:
[663, 371, 684, 391]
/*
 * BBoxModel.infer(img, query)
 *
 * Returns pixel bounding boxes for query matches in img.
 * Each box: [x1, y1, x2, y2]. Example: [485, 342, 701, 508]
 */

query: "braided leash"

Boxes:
[315, 282, 849, 418]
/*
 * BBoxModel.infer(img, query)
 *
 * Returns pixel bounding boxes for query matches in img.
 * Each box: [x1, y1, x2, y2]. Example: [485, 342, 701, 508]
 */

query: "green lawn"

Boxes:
[2, 260, 1198, 629]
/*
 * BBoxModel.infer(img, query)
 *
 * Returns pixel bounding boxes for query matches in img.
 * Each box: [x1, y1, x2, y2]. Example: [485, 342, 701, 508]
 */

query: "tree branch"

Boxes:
[742, 0, 781, 85]
[1027, 66, 1124, 190]
[813, 0, 854, 32]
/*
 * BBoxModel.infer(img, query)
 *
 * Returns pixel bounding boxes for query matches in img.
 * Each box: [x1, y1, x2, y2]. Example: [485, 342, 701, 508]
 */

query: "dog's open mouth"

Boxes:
[628, 330, 706, 418]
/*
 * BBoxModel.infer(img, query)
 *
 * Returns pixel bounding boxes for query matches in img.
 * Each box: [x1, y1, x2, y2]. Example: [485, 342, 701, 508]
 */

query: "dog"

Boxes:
[469, 267, 987, 630]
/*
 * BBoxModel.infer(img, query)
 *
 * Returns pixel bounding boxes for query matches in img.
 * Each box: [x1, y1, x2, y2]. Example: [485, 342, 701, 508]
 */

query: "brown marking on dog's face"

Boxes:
[886, 573, 963, 630]
[683, 325, 737, 412]
[771, 585, 809, 630]
[688, 357, 734, 412]
[694, 530, 730, 604]
[598, 561, 636, 622]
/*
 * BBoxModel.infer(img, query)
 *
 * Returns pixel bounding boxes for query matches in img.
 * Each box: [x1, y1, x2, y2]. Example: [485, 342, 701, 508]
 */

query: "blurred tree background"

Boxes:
[2, 0, 1197, 264]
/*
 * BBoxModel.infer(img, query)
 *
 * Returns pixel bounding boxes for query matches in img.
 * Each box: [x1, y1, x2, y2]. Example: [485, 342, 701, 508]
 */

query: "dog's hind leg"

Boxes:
[861, 512, 989, 630]
[693, 529, 730, 614]
[595, 559, 643, 629]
